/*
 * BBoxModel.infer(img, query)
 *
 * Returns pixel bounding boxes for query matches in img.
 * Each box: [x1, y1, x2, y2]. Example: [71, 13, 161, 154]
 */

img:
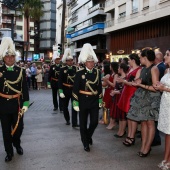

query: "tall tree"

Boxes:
[61, 0, 66, 54]
[19, 0, 44, 62]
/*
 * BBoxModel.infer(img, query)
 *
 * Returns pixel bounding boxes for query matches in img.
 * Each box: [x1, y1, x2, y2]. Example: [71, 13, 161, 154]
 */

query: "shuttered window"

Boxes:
[119, 3, 126, 14]
[143, 0, 149, 8]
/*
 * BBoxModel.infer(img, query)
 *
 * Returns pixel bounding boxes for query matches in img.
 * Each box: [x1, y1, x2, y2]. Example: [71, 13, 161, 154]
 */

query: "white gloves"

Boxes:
[22, 106, 28, 113]
[47, 84, 51, 89]
[73, 106, 80, 112]
[60, 93, 65, 98]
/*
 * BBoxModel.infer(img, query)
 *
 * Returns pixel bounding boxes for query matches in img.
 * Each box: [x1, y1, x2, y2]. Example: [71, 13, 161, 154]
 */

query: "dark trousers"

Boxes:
[79, 107, 99, 145]
[63, 90, 78, 125]
[52, 87, 63, 111]
[27, 77, 31, 89]
[153, 121, 161, 144]
[0, 113, 23, 154]
[31, 75, 37, 89]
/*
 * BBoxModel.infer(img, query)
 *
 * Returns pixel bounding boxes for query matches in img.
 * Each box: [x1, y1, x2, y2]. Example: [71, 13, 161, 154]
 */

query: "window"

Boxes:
[119, 3, 126, 18]
[16, 25, 22, 30]
[132, 0, 138, 13]
[143, 0, 149, 9]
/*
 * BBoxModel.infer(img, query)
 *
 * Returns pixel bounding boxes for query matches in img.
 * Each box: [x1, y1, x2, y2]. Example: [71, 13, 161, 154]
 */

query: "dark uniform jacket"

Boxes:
[58, 65, 77, 91]
[72, 68, 102, 109]
[0, 65, 29, 114]
[48, 64, 62, 88]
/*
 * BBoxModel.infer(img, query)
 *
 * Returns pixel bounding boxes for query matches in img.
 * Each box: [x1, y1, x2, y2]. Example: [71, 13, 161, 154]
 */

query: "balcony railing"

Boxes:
[118, 12, 126, 18]
[71, 15, 78, 24]
[71, 1, 78, 9]
[132, 8, 138, 14]
[88, 3, 105, 14]
[105, 19, 114, 28]
[105, 0, 115, 8]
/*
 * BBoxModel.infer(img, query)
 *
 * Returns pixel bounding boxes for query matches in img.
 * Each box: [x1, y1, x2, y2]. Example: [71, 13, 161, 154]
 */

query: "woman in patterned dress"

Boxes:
[154, 49, 170, 170]
[127, 49, 161, 157]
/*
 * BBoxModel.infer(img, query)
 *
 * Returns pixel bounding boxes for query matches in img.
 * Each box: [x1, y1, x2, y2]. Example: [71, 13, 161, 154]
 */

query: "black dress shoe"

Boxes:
[89, 138, 93, 145]
[84, 145, 90, 152]
[66, 121, 70, 125]
[16, 147, 23, 155]
[5, 153, 13, 162]
[53, 108, 57, 111]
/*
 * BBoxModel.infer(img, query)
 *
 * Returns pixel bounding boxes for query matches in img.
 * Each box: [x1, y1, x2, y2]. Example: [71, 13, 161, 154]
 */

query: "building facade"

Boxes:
[39, 0, 56, 60]
[105, 0, 170, 60]
[66, 0, 107, 62]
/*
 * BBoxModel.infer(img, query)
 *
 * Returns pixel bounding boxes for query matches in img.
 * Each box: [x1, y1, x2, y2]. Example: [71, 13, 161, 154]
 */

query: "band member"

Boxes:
[0, 37, 29, 162]
[48, 51, 63, 112]
[72, 43, 102, 152]
[58, 48, 79, 127]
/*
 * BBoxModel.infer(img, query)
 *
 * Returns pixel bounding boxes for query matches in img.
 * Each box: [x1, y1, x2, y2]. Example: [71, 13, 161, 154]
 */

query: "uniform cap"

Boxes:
[0, 37, 16, 60]
[78, 43, 98, 63]
[52, 51, 60, 61]
[62, 48, 73, 63]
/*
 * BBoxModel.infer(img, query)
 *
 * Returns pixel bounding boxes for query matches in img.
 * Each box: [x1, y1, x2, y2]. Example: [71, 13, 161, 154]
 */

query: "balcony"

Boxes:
[71, 15, 78, 24]
[132, 8, 138, 14]
[88, 3, 105, 14]
[104, 0, 115, 13]
[105, 19, 114, 28]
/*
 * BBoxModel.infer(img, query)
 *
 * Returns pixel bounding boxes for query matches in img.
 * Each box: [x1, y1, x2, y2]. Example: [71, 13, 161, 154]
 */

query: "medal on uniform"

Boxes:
[64, 70, 67, 73]
[53, 67, 55, 70]
[82, 75, 85, 79]
[0, 72, 3, 77]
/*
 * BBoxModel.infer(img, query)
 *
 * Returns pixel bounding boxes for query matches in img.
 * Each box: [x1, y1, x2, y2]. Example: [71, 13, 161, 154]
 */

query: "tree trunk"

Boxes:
[61, 0, 66, 54]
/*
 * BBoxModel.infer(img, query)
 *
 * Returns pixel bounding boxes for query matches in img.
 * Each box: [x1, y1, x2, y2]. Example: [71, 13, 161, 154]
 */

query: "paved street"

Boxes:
[0, 89, 164, 170]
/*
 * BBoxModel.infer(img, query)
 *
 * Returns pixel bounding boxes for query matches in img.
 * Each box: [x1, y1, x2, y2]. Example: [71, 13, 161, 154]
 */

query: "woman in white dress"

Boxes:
[154, 49, 170, 170]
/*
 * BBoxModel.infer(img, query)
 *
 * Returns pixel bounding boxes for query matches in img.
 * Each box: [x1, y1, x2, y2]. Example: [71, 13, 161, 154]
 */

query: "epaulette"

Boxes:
[61, 65, 66, 68]
[77, 68, 84, 72]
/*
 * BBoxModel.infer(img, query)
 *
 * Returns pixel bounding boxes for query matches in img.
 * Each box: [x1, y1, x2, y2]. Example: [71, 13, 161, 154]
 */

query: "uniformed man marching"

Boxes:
[58, 48, 79, 127]
[72, 43, 102, 152]
[0, 37, 29, 162]
[48, 51, 63, 112]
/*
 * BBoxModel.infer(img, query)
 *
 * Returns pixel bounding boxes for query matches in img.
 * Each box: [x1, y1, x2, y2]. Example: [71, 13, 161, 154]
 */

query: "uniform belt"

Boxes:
[51, 77, 58, 81]
[0, 93, 21, 99]
[63, 83, 73, 88]
[79, 90, 97, 95]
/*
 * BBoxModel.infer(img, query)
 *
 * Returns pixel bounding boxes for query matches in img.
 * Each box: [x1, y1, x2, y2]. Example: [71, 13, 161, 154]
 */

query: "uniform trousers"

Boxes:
[79, 107, 99, 145]
[51, 84, 63, 111]
[63, 87, 78, 125]
[0, 112, 23, 154]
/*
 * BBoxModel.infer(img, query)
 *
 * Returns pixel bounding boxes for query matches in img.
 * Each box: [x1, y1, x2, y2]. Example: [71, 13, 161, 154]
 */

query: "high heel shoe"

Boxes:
[139, 148, 152, 157]
[123, 137, 135, 146]
[106, 124, 116, 130]
[158, 160, 166, 169]
[162, 163, 170, 170]
[114, 131, 126, 138]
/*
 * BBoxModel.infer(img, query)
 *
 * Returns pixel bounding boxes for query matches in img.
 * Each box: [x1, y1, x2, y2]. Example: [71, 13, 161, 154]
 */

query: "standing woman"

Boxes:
[111, 63, 129, 137]
[36, 65, 43, 90]
[104, 62, 119, 129]
[127, 49, 161, 157]
[117, 54, 141, 146]
[154, 49, 170, 169]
